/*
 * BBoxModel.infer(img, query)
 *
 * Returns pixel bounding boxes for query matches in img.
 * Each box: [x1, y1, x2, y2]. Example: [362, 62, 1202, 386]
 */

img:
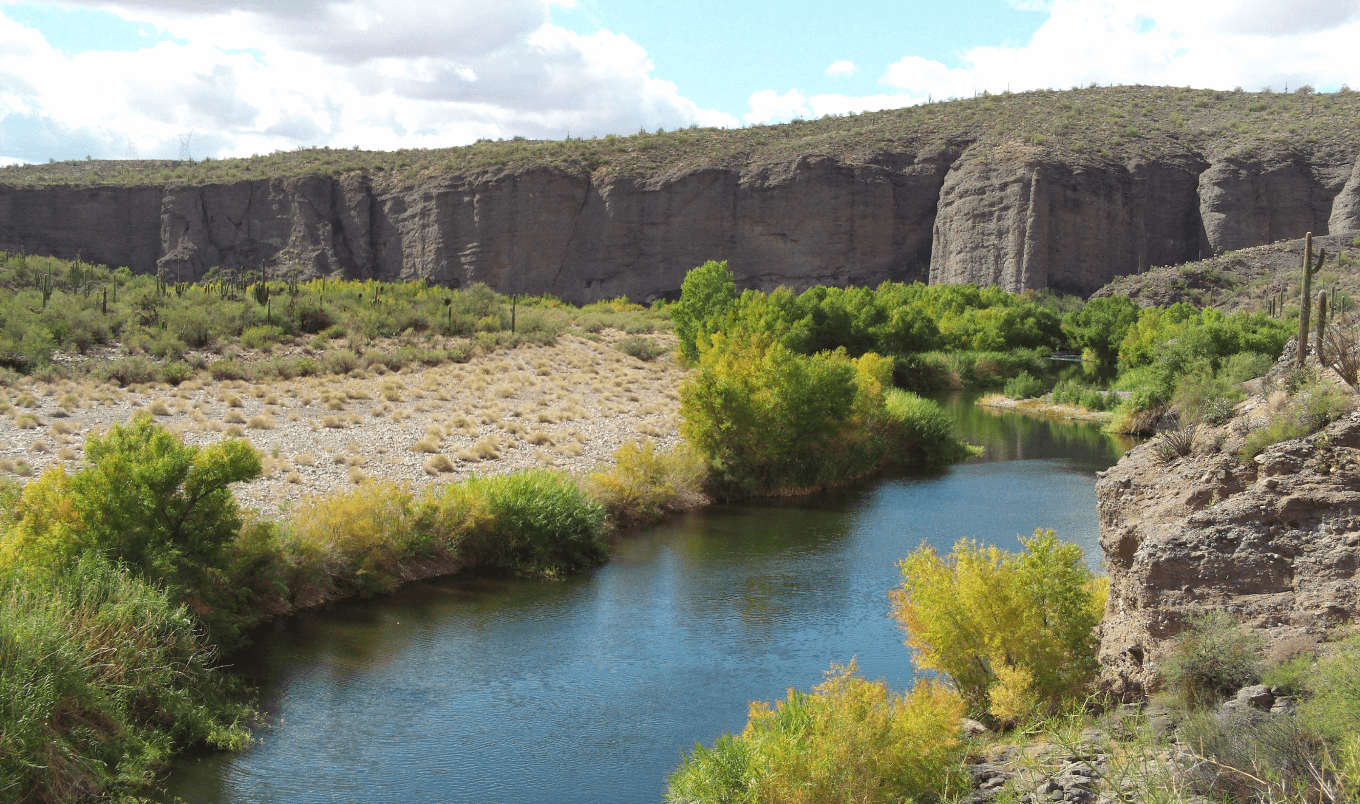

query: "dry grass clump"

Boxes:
[285, 471, 304, 484]
[294, 453, 316, 466]
[56, 447, 77, 461]
[146, 399, 171, 416]
[224, 410, 246, 424]
[499, 420, 527, 436]
[525, 431, 553, 446]
[225, 424, 246, 437]
[321, 416, 344, 429]
[14, 413, 39, 429]
[412, 436, 441, 453]
[423, 454, 455, 474]
[346, 466, 367, 484]
[247, 415, 275, 430]
[458, 434, 504, 462]
[223, 394, 244, 408]
[29, 440, 49, 453]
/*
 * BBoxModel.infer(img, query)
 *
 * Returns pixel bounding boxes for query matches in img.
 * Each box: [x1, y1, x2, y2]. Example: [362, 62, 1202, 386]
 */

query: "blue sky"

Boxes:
[1, 0, 1359, 163]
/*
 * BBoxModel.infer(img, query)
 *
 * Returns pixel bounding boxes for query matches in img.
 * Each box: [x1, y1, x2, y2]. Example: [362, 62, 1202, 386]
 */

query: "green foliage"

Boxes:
[1161, 611, 1263, 709]
[1063, 296, 1140, 365]
[587, 441, 707, 527]
[1300, 636, 1360, 744]
[667, 661, 965, 804]
[1003, 370, 1046, 399]
[617, 334, 669, 361]
[1237, 379, 1355, 461]
[673, 260, 737, 362]
[0, 555, 251, 802]
[418, 470, 609, 579]
[1050, 378, 1116, 411]
[679, 337, 969, 498]
[69, 414, 261, 582]
[890, 529, 1107, 721]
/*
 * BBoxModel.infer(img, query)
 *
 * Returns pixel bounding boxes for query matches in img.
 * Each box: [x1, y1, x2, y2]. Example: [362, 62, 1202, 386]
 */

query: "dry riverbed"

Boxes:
[0, 330, 685, 513]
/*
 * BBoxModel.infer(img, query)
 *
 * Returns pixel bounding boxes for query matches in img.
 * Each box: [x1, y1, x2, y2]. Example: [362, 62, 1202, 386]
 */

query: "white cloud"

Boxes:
[743, 0, 1360, 126]
[0, 0, 735, 161]
[825, 60, 856, 77]
[0, 155, 24, 166]
[743, 89, 808, 125]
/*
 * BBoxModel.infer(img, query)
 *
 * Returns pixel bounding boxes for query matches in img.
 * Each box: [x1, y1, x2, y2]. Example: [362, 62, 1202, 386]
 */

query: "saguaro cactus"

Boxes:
[1318, 291, 1329, 346]
[1298, 233, 1328, 366]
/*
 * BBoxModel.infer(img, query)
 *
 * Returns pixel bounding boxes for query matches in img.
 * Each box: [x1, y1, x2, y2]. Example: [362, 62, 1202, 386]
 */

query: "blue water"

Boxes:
[163, 396, 1129, 804]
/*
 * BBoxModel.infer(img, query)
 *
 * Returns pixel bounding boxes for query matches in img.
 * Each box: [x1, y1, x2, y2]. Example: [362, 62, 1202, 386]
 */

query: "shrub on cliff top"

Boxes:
[891, 529, 1107, 722]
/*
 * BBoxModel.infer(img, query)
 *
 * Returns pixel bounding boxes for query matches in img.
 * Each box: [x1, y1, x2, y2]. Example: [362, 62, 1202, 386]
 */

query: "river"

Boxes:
[162, 392, 1132, 804]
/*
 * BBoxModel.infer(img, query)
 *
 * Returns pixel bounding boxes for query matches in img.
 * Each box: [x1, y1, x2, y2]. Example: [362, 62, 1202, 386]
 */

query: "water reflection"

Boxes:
[162, 399, 1129, 804]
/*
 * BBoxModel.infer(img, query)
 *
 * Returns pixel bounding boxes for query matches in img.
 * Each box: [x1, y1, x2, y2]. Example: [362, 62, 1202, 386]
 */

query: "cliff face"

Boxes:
[1097, 384, 1360, 699]
[3, 147, 1359, 302]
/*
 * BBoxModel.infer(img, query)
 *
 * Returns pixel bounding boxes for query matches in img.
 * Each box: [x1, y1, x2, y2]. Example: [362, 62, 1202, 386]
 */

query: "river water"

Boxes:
[162, 393, 1131, 804]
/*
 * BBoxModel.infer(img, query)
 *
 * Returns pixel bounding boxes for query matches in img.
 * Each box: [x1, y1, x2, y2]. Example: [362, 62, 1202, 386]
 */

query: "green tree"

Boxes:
[673, 260, 737, 362]
[1062, 296, 1141, 364]
[890, 529, 1107, 721]
[68, 413, 261, 581]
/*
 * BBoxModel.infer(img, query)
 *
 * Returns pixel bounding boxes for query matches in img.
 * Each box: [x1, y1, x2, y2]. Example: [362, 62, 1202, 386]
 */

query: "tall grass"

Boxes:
[0, 555, 252, 803]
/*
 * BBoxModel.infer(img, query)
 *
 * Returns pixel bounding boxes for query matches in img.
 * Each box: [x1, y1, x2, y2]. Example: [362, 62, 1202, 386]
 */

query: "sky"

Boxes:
[1, 0, 1360, 164]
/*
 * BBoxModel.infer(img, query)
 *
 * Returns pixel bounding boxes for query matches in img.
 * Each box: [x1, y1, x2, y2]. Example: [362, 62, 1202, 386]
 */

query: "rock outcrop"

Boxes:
[3, 95, 1360, 302]
[1097, 383, 1360, 699]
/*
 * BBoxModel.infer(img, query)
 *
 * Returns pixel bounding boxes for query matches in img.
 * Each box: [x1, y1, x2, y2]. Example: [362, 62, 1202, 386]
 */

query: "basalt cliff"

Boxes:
[4, 86, 1360, 303]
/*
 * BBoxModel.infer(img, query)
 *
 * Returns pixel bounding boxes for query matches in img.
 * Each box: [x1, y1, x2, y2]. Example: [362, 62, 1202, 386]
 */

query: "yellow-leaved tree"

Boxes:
[890, 529, 1107, 723]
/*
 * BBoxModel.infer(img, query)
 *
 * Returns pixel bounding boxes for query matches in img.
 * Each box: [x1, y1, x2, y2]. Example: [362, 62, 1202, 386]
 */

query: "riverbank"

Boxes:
[976, 393, 1113, 424]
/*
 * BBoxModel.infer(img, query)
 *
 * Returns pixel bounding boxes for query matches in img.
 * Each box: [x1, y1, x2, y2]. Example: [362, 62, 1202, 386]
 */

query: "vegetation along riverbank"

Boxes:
[4, 240, 1359, 802]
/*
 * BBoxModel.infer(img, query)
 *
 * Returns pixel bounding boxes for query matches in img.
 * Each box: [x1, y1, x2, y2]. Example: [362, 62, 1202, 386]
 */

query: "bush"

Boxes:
[667, 661, 965, 804]
[98, 355, 161, 386]
[617, 335, 668, 361]
[161, 361, 194, 385]
[208, 358, 248, 381]
[1003, 370, 1045, 399]
[1161, 611, 1263, 709]
[1238, 381, 1355, 461]
[891, 529, 1106, 721]
[281, 481, 422, 597]
[419, 470, 608, 578]
[587, 442, 707, 527]
[322, 349, 360, 374]
[0, 555, 252, 802]
[240, 324, 284, 350]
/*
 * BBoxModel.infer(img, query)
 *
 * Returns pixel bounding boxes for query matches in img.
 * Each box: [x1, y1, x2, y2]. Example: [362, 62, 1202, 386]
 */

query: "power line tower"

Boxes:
[125, 132, 139, 160]
[178, 132, 193, 162]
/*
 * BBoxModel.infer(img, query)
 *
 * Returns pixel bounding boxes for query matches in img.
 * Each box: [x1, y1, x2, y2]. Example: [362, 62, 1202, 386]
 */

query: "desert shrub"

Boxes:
[418, 470, 608, 578]
[208, 358, 247, 381]
[587, 441, 707, 527]
[1238, 380, 1355, 461]
[1154, 423, 1198, 463]
[618, 335, 668, 361]
[240, 324, 284, 350]
[446, 340, 475, 363]
[167, 306, 213, 348]
[150, 331, 188, 361]
[98, 355, 161, 386]
[891, 529, 1106, 721]
[1300, 635, 1360, 745]
[667, 661, 965, 804]
[322, 348, 360, 374]
[161, 361, 194, 385]
[1179, 708, 1332, 802]
[1003, 369, 1045, 399]
[1161, 611, 1263, 709]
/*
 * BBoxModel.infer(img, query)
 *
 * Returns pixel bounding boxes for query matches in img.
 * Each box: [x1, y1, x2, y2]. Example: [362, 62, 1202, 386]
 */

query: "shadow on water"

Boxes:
[161, 397, 1132, 804]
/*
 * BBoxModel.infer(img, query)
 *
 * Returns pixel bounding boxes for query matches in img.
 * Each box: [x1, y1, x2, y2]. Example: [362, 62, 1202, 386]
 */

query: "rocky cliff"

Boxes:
[1097, 374, 1360, 699]
[4, 87, 1360, 303]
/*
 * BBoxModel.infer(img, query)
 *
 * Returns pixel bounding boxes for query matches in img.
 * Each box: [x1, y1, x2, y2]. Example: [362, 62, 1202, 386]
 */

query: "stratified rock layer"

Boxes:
[4, 143, 1360, 302]
[1097, 398, 1360, 699]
